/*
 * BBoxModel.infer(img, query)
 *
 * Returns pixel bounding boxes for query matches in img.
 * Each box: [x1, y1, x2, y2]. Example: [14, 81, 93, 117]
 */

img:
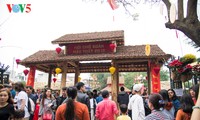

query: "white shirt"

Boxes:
[15, 91, 30, 118]
[128, 94, 145, 120]
[90, 98, 97, 109]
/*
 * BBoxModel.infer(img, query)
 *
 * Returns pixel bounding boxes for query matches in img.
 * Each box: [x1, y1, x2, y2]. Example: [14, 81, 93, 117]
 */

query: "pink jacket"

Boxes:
[95, 98, 119, 120]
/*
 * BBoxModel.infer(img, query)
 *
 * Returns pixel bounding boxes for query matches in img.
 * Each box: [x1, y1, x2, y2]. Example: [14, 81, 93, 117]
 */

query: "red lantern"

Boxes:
[56, 47, 61, 54]
[53, 78, 57, 83]
[16, 59, 21, 64]
[153, 67, 160, 75]
[109, 43, 116, 51]
[23, 69, 29, 76]
[16, 59, 21, 68]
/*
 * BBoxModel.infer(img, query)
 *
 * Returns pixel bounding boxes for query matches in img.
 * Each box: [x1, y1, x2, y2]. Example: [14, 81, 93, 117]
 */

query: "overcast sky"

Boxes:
[0, 0, 199, 78]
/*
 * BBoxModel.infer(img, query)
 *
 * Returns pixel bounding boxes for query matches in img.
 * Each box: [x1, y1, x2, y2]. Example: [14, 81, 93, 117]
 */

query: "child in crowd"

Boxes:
[117, 104, 131, 120]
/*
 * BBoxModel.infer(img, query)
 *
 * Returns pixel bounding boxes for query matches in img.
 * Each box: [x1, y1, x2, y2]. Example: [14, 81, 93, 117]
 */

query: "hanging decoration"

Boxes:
[55, 67, 62, 74]
[53, 78, 57, 83]
[145, 44, 151, 56]
[78, 76, 81, 82]
[109, 43, 116, 51]
[153, 67, 160, 75]
[56, 47, 61, 54]
[23, 69, 29, 76]
[151, 64, 161, 93]
[107, 0, 118, 10]
[27, 66, 36, 87]
[15, 59, 21, 68]
[109, 66, 116, 74]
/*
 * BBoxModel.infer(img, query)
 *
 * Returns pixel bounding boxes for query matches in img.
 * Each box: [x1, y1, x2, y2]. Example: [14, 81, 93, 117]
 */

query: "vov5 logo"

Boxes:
[7, 4, 31, 13]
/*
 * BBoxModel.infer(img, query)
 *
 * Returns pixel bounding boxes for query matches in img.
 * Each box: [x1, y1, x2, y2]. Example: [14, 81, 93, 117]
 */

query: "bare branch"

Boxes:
[177, 0, 184, 20]
[162, 0, 171, 22]
[187, 0, 198, 20]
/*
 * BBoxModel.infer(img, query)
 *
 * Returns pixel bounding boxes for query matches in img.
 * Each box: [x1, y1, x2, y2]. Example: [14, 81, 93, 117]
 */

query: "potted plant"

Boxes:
[168, 54, 196, 82]
[177, 64, 193, 82]
[168, 59, 183, 80]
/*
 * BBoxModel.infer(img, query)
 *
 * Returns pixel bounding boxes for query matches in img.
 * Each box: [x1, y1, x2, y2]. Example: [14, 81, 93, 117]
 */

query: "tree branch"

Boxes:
[177, 0, 184, 20]
[187, 0, 198, 20]
[162, 0, 171, 22]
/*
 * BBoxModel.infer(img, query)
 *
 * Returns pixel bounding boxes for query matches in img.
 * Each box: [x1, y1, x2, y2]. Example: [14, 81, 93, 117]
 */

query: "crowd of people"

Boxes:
[0, 81, 199, 120]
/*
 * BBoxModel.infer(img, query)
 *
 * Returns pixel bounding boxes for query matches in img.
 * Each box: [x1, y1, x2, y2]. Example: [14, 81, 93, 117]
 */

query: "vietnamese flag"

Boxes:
[108, 0, 118, 10]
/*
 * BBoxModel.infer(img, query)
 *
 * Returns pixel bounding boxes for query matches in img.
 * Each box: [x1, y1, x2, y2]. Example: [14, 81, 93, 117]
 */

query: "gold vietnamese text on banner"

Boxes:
[151, 65, 161, 93]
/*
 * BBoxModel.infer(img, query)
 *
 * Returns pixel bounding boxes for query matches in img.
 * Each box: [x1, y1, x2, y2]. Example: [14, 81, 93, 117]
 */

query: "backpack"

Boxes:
[27, 98, 35, 115]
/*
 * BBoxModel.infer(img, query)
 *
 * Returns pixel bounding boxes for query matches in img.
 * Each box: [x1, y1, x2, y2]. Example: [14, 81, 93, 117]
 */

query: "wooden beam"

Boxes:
[68, 62, 78, 67]
[147, 61, 151, 94]
[47, 66, 53, 88]
[115, 59, 149, 63]
[60, 62, 68, 92]
[74, 62, 80, 85]
[111, 61, 118, 105]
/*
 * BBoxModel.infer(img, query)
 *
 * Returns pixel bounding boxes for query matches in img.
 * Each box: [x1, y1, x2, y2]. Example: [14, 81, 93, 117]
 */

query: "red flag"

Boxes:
[107, 0, 118, 10]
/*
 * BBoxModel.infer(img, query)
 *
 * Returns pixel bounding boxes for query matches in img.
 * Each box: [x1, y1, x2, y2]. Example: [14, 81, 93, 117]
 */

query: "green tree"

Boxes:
[123, 72, 147, 89]
[91, 73, 110, 90]
[160, 68, 170, 81]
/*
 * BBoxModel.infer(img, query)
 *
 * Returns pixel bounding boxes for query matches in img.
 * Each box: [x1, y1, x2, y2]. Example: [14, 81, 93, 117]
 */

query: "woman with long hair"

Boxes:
[176, 94, 194, 120]
[0, 89, 15, 120]
[189, 87, 196, 104]
[14, 82, 30, 120]
[168, 89, 180, 117]
[38, 88, 57, 120]
[145, 93, 170, 120]
[159, 89, 174, 119]
[56, 86, 90, 120]
[191, 83, 200, 120]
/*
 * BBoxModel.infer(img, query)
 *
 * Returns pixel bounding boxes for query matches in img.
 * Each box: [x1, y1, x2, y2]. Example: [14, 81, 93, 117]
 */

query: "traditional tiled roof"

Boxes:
[51, 30, 124, 46]
[20, 45, 170, 65]
[19, 44, 171, 73]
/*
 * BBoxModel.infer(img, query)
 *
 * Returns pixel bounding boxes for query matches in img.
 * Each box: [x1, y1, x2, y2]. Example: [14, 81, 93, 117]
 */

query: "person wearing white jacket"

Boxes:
[128, 84, 145, 120]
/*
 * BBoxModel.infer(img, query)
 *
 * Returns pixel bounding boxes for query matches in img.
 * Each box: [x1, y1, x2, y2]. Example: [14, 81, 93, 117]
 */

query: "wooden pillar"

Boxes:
[60, 62, 68, 90]
[47, 66, 53, 88]
[111, 61, 118, 104]
[74, 62, 80, 85]
[147, 61, 151, 95]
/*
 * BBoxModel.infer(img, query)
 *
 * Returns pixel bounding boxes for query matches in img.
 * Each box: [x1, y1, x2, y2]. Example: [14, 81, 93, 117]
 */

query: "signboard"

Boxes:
[67, 42, 114, 55]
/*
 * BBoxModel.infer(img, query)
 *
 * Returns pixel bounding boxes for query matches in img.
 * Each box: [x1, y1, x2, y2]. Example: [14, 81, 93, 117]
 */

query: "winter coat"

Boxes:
[117, 91, 129, 106]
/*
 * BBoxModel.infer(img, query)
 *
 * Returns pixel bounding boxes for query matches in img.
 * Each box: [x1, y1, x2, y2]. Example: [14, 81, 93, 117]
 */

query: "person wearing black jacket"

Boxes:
[56, 87, 68, 107]
[76, 82, 90, 113]
[117, 86, 129, 106]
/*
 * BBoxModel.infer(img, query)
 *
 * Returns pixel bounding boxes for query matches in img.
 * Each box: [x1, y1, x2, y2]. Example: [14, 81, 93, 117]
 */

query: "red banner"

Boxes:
[151, 65, 161, 93]
[67, 42, 114, 55]
[27, 66, 36, 87]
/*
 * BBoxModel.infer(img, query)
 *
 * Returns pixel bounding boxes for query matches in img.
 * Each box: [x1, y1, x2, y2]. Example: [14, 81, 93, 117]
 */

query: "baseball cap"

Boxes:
[133, 84, 143, 92]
